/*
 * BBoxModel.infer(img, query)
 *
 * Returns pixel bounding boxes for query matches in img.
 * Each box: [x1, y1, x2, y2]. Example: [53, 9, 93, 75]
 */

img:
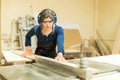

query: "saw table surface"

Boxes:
[0, 63, 78, 80]
[1, 51, 120, 80]
[0, 55, 92, 80]
[68, 54, 120, 80]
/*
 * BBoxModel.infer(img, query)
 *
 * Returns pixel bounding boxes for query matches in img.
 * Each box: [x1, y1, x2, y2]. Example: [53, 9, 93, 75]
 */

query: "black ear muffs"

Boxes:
[37, 14, 57, 24]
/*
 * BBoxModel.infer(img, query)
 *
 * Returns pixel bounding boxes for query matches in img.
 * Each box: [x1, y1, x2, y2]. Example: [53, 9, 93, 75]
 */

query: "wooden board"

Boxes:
[64, 29, 82, 50]
[58, 24, 82, 51]
[112, 26, 120, 53]
[2, 50, 32, 64]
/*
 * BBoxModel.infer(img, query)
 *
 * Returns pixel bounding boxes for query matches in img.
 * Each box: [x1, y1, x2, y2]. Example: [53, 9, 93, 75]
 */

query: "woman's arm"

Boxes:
[56, 26, 64, 54]
[25, 27, 36, 46]
[21, 26, 37, 57]
[55, 26, 67, 62]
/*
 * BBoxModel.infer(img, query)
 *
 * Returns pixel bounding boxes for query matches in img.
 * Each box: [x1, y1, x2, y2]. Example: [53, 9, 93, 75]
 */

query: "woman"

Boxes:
[21, 9, 66, 62]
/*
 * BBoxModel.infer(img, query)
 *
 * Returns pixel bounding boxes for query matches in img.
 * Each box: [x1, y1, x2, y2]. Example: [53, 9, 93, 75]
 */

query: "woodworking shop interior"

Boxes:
[0, 0, 120, 80]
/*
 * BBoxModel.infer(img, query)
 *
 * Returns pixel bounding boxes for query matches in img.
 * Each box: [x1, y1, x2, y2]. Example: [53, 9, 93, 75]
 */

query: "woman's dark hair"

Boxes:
[38, 9, 56, 23]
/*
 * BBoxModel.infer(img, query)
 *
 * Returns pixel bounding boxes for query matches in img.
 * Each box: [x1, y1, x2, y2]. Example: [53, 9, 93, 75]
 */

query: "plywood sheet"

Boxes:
[2, 50, 32, 63]
[64, 29, 82, 50]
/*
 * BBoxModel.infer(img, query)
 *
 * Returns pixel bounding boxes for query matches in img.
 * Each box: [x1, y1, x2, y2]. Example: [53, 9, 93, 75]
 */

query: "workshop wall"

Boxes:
[0, 0, 2, 60]
[97, 0, 120, 51]
[1, 0, 120, 54]
[1, 0, 94, 39]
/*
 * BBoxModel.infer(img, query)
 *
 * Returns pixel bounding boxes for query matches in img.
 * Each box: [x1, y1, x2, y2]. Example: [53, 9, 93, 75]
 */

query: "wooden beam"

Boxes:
[2, 50, 33, 64]
[112, 26, 120, 54]
[96, 31, 111, 55]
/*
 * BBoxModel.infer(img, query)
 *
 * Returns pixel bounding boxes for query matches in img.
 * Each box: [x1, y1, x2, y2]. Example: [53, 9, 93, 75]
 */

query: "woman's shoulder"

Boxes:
[54, 24, 64, 34]
[31, 25, 40, 30]
[54, 24, 63, 31]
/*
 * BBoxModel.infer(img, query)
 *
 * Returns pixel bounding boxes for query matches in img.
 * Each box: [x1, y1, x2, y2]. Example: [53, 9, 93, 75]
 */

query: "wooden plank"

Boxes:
[64, 29, 82, 50]
[12, 50, 35, 60]
[96, 31, 111, 55]
[58, 24, 82, 51]
[2, 50, 32, 64]
[112, 26, 120, 54]
[83, 47, 100, 57]
[89, 37, 101, 56]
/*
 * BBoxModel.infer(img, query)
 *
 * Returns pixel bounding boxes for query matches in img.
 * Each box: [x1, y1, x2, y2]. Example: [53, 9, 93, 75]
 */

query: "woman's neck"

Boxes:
[41, 29, 52, 36]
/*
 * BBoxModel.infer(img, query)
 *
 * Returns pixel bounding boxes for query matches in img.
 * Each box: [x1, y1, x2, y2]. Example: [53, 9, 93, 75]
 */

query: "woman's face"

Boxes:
[42, 17, 53, 31]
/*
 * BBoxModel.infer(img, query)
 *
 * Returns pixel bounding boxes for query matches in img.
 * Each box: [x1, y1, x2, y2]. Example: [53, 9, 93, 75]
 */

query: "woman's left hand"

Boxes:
[55, 53, 67, 62]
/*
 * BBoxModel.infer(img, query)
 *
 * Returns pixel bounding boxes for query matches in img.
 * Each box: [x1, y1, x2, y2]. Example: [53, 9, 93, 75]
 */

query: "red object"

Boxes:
[26, 48, 33, 55]
[21, 48, 33, 57]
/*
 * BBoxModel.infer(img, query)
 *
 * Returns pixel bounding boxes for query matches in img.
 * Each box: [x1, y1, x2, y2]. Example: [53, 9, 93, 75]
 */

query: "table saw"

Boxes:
[0, 51, 120, 80]
[0, 53, 92, 80]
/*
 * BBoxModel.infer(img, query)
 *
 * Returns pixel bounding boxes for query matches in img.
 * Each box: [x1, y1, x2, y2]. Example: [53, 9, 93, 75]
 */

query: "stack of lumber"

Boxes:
[88, 31, 111, 56]
[95, 31, 111, 55]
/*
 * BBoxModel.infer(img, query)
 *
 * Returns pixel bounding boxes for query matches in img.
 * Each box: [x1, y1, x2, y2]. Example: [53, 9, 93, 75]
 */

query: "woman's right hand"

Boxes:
[21, 47, 33, 57]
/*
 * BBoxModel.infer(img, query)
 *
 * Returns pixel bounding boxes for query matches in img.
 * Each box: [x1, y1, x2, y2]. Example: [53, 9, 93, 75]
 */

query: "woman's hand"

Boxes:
[21, 47, 33, 57]
[55, 52, 67, 62]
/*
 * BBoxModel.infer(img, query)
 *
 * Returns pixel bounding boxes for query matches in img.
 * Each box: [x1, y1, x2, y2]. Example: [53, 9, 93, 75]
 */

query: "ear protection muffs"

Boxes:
[37, 13, 57, 24]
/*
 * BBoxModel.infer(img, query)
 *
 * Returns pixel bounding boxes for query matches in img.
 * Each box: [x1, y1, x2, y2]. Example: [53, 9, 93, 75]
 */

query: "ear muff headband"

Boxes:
[37, 13, 57, 24]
